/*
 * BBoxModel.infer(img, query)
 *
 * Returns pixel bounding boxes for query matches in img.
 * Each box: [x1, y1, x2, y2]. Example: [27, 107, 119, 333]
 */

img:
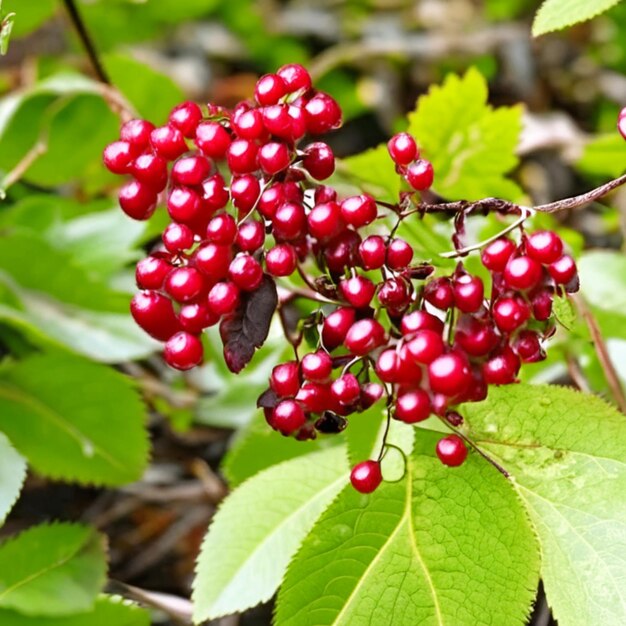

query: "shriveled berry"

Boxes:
[164, 331, 203, 370]
[504, 255, 543, 291]
[350, 460, 382, 494]
[344, 318, 386, 355]
[481, 238, 516, 272]
[228, 254, 264, 291]
[395, 389, 431, 423]
[271, 399, 306, 435]
[406, 159, 434, 191]
[386, 238, 413, 270]
[270, 361, 300, 397]
[428, 352, 471, 397]
[207, 281, 240, 315]
[526, 230, 563, 265]
[387, 133, 418, 165]
[301, 351, 333, 382]
[131, 291, 181, 341]
[265, 243, 297, 277]
[436, 435, 467, 467]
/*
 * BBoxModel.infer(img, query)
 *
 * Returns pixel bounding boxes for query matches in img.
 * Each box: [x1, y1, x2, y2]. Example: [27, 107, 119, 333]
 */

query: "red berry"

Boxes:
[428, 352, 471, 397]
[277, 63, 312, 92]
[195, 121, 231, 159]
[423, 277, 454, 310]
[131, 291, 181, 341]
[302, 142, 335, 180]
[395, 389, 431, 423]
[481, 238, 516, 272]
[339, 275, 376, 309]
[361, 383, 384, 410]
[231, 174, 261, 214]
[118, 180, 157, 220]
[531, 289, 553, 321]
[258, 183, 284, 219]
[165, 267, 206, 302]
[304, 93, 342, 134]
[307, 202, 345, 242]
[387, 133, 418, 166]
[493, 297, 530, 333]
[179, 302, 218, 334]
[271, 399, 306, 435]
[132, 153, 168, 191]
[526, 230, 563, 265]
[259, 141, 291, 175]
[513, 330, 544, 362]
[262, 104, 293, 139]
[436, 435, 467, 467]
[272, 202, 307, 241]
[120, 119, 154, 150]
[228, 254, 264, 291]
[375, 349, 401, 383]
[453, 274, 484, 313]
[164, 331, 203, 370]
[406, 159, 434, 191]
[340, 194, 377, 228]
[330, 373, 360, 406]
[396, 344, 423, 384]
[350, 460, 382, 494]
[202, 173, 230, 211]
[255, 74, 288, 106]
[322, 307, 356, 349]
[103, 141, 135, 174]
[207, 281, 240, 315]
[401, 310, 444, 336]
[344, 319, 386, 355]
[359, 235, 386, 270]
[265, 243, 297, 276]
[386, 238, 413, 270]
[483, 347, 520, 385]
[207, 213, 237, 245]
[454, 316, 497, 356]
[172, 155, 212, 186]
[323, 230, 362, 274]
[163, 222, 195, 253]
[227, 139, 259, 174]
[194, 243, 232, 280]
[270, 361, 300, 397]
[135, 255, 171, 290]
[233, 108, 266, 141]
[236, 220, 265, 252]
[150, 124, 188, 160]
[548, 255, 577, 284]
[301, 351, 333, 382]
[406, 329, 444, 364]
[314, 185, 337, 204]
[167, 187, 202, 223]
[296, 382, 331, 413]
[378, 277, 411, 311]
[504, 255, 543, 291]
[169, 101, 203, 138]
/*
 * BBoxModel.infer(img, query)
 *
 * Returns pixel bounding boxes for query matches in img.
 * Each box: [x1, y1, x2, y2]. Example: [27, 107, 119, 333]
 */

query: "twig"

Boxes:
[565, 353, 592, 393]
[0, 141, 47, 195]
[573, 293, 626, 414]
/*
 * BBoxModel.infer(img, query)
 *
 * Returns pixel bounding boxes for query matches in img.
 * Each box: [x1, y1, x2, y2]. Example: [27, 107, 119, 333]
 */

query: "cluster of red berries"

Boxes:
[104, 64, 579, 495]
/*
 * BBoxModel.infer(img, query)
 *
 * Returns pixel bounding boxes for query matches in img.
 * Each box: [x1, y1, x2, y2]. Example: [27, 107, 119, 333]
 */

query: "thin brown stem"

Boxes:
[573, 293, 626, 413]
[0, 141, 47, 194]
[565, 352, 592, 393]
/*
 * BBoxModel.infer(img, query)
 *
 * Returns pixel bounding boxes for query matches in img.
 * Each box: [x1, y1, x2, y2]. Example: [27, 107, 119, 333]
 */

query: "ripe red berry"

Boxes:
[493, 297, 530, 333]
[259, 141, 291, 175]
[548, 255, 577, 284]
[375, 349, 401, 383]
[361, 383, 384, 410]
[395, 389, 431, 423]
[270, 361, 300, 397]
[406, 159, 434, 191]
[531, 289, 553, 321]
[136, 255, 172, 290]
[207, 281, 240, 316]
[423, 277, 454, 310]
[206, 213, 237, 245]
[233, 108, 266, 141]
[296, 382, 331, 413]
[120, 119, 154, 150]
[172, 155, 212, 186]
[307, 202, 345, 242]
[406, 329, 444, 364]
[481, 238, 516, 272]
[169, 101, 203, 138]
[165, 267, 206, 302]
[436, 435, 467, 467]
[526, 230, 563, 265]
[231, 174, 261, 214]
[314, 185, 337, 204]
[227, 139, 259, 174]
[304, 93, 342, 134]
[483, 347, 520, 385]
[271, 399, 306, 435]
[150, 124, 188, 160]
[378, 277, 411, 311]
[179, 302, 218, 334]
[258, 184, 284, 219]
[277, 63, 312, 92]
[195, 121, 231, 159]
[103, 141, 135, 174]
[330, 373, 361, 406]
[265, 243, 297, 277]
[340, 194, 377, 228]
[387, 133, 418, 166]
[322, 307, 356, 349]
[255, 73, 288, 105]
[350, 460, 382, 493]
[339, 275, 376, 309]
[453, 274, 484, 313]
[164, 331, 203, 370]
[344, 318, 385, 355]
[324, 230, 362, 274]
[504, 255, 543, 291]
[359, 235, 386, 270]
[202, 173, 230, 211]
[132, 153, 168, 191]
[167, 187, 202, 223]
[386, 238, 413, 270]
[194, 243, 232, 280]
[118, 180, 157, 220]
[236, 220, 265, 252]
[228, 254, 264, 291]
[401, 310, 444, 336]
[302, 142, 335, 180]
[513, 330, 544, 362]
[262, 104, 293, 139]
[163, 222, 195, 253]
[428, 352, 471, 397]
[301, 351, 333, 382]
[454, 316, 497, 357]
[131, 291, 181, 341]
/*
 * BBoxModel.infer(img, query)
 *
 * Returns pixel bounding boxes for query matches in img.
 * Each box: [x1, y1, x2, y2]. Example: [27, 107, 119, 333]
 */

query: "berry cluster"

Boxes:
[104, 64, 580, 494]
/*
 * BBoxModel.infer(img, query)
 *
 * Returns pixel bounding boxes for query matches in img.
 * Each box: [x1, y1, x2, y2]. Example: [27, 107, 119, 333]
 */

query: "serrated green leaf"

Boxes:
[464, 384, 626, 626]
[0, 432, 26, 526]
[532, 0, 624, 36]
[0, 595, 150, 626]
[577, 134, 626, 179]
[0, 523, 106, 616]
[408, 68, 523, 201]
[0, 353, 149, 486]
[193, 446, 349, 622]
[276, 433, 539, 626]
[339, 145, 400, 203]
[552, 294, 577, 329]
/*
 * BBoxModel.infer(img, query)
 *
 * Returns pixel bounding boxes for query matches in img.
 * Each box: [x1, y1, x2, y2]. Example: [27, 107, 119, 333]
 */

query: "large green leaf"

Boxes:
[577, 134, 626, 179]
[193, 446, 349, 622]
[0, 523, 106, 616]
[0, 432, 26, 526]
[464, 384, 626, 626]
[276, 433, 539, 626]
[408, 68, 523, 201]
[0, 595, 150, 626]
[532, 0, 624, 36]
[339, 145, 401, 203]
[0, 353, 149, 485]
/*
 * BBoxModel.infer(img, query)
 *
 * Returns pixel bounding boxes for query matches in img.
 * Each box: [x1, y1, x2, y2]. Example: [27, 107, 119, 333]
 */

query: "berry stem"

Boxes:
[0, 140, 46, 195]
[376, 400, 393, 463]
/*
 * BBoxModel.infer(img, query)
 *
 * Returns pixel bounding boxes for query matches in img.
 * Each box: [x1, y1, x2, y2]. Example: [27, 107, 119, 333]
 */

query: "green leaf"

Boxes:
[0, 353, 149, 486]
[464, 384, 626, 626]
[0, 432, 26, 526]
[408, 68, 524, 201]
[0, 595, 150, 626]
[275, 433, 539, 626]
[0, 523, 106, 616]
[339, 145, 400, 203]
[193, 446, 349, 622]
[6, 0, 57, 39]
[532, 0, 624, 36]
[577, 134, 626, 179]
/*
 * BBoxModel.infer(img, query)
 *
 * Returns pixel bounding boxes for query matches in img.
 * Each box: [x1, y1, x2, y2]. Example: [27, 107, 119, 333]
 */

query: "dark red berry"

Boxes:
[277, 63, 312, 92]
[169, 101, 203, 138]
[322, 307, 356, 349]
[423, 277, 454, 310]
[481, 238, 516, 272]
[272, 202, 307, 241]
[344, 319, 386, 355]
[548, 255, 577, 284]
[119, 180, 157, 220]
[131, 291, 181, 341]
[350, 460, 382, 493]
[359, 235, 386, 270]
[314, 185, 337, 204]
[428, 352, 471, 397]
[339, 275, 376, 309]
[304, 93, 342, 134]
[163, 222, 195, 253]
[436, 435, 467, 467]
[453, 274, 484, 313]
[164, 331, 203, 370]
[136, 255, 172, 290]
[526, 230, 563, 265]
[340, 194, 377, 228]
[531, 289, 553, 321]
[265, 243, 297, 277]
[483, 347, 520, 385]
[378, 277, 411, 311]
[302, 142, 335, 180]
[513, 330, 545, 362]
[103, 141, 135, 174]
[270, 361, 300, 397]
[228, 254, 264, 291]
[195, 121, 231, 159]
[386, 238, 414, 270]
[150, 125, 188, 160]
[330, 373, 360, 406]
[395, 389, 431, 423]
[172, 155, 212, 186]
[406, 159, 434, 191]
[165, 267, 206, 302]
[493, 297, 530, 333]
[301, 351, 333, 382]
[296, 382, 331, 413]
[271, 399, 306, 435]
[120, 119, 154, 150]
[323, 230, 362, 274]
[387, 133, 418, 166]
[504, 255, 543, 291]
[454, 316, 497, 356]
[207, 281, 240, 316]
